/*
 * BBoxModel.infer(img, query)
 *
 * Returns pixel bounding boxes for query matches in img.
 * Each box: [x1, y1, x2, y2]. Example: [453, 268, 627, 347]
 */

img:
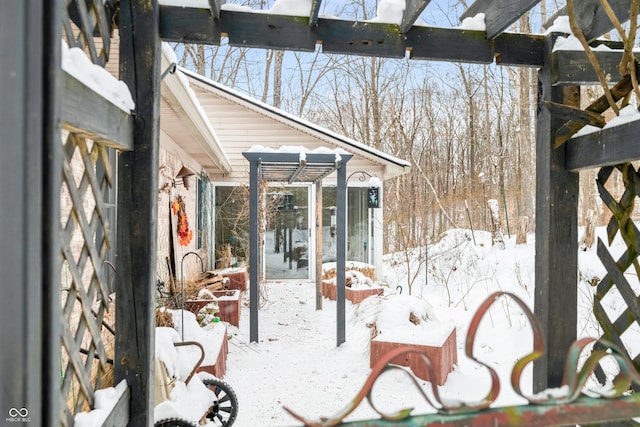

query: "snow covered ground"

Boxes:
[156, 227, 639, 426]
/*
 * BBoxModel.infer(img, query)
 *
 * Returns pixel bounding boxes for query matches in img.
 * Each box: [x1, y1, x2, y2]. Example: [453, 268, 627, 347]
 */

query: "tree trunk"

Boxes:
[488, 199, 505, 249]
[273, 50, 284, 108]
[516, 216, 529, 244]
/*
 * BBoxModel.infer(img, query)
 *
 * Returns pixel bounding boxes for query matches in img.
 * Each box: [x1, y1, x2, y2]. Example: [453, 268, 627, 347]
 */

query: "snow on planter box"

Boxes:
[185, 289, 241, 327]
[369, 294, 457, 386]
[321, 269, 384, 304]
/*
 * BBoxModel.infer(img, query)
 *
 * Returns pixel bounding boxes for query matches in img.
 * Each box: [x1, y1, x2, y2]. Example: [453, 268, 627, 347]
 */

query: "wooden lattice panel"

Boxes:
[62, 0, 114, 67]
[59, 2, 119, 425]
[59, 132, 116, 426]
[594, 163, 640, 388]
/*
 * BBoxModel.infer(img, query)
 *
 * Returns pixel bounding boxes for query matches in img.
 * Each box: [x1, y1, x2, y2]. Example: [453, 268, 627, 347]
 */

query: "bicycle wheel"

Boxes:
[202, 378, 238, 426]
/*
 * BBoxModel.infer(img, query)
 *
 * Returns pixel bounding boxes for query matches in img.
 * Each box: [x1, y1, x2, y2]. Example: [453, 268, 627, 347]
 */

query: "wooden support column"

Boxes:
[533, 33, 580, 393]
[0, 0, 61, 424]
[337, 163, 347, 346]
[249, 159, 260, 343]
[115, 0, 161, 424]
[316, 181, 323, 310]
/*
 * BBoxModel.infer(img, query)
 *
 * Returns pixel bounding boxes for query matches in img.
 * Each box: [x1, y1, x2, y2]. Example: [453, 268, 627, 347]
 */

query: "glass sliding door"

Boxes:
[321, 186, 370, 264]
[265, 185, 310, 280]
[347, 187, 370, 264]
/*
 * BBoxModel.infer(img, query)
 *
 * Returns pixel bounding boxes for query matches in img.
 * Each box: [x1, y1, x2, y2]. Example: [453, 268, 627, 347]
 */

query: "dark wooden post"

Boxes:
[249, 159, 260, 343]
[0, 0, 61, 424]
[533, 33, 580, 392]
[115, 0, 161, 424]
[337, 163, 347, 346]
[316, 181, 323, 310]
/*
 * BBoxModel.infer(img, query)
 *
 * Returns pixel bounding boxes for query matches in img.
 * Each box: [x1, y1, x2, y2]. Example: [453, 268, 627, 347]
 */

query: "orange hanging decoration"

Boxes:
[174, 195, 193, 246]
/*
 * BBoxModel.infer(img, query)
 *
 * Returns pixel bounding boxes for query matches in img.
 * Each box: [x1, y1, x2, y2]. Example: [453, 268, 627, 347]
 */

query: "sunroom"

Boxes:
[179, 67, 411, 282]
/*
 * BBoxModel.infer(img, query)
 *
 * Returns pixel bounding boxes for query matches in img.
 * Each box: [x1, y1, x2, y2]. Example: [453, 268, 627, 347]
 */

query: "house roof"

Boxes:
[160, 44, 233, 176]
[180, 67, 411, 181]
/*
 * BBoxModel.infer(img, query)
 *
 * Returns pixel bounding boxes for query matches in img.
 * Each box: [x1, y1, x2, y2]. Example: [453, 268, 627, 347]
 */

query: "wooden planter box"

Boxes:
[184, 299, 216, 314]
[212, 290, 241, 327]
[184, 289, 241, 327]
[197, 324, 229, 379]
[217, 268, 247, 292]
[322, 280, 384, 304]
[370, 328, 457, 386]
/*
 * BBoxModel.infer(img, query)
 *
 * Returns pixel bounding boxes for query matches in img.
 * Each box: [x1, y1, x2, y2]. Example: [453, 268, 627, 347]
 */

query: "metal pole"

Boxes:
[315, 181, 323, 310]
[249, 159, 260, 343]
[336, 164, 347, 346]
[180, 251, 204, 339]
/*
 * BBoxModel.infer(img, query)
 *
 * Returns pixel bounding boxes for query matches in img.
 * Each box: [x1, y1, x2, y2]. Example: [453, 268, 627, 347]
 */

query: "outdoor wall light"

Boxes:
[347, 170, 381, 209]
[367, 186, 380, 209]
[175, 166, 196, 190]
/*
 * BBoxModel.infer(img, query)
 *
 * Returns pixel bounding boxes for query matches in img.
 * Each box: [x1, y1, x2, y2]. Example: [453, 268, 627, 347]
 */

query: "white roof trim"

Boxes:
[180, 67, 411, 178]
[161, 45, 232, 175]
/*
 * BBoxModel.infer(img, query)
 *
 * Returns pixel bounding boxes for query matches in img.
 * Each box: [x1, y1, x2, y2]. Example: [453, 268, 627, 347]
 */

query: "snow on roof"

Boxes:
[247, 144, 348, 163]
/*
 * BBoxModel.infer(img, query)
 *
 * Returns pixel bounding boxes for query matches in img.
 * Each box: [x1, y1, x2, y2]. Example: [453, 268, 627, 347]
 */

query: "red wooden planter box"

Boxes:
[212, 290, 241, 327]
[217, 268, 247, 292]
[184, 289, 241, 327]
[370, 328, 457, 386]
[322, 280, 384, 304]
[184, 299, 214, 313]
[197, 324, 229, 379]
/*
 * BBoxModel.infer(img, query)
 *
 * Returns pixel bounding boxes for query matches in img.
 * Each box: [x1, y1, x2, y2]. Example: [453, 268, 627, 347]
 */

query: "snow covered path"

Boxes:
[221, 278, 530, 427]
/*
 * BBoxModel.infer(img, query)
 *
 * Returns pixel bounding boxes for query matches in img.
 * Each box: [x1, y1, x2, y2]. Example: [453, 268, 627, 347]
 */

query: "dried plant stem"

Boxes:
[598, 0, 640, 103]
[625, 0, 640, 101]
[567, 0, 620, 115]
[599, 0, 628, 45]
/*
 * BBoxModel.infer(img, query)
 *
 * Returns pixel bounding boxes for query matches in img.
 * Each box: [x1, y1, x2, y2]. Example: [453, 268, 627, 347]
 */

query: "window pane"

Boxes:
[265, 186, 309, 280]
[215, 186, 249, 268]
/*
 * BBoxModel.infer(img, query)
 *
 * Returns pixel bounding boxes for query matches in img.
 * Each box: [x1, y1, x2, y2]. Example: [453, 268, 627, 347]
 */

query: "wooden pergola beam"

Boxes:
[547, 0, 632, 42]
[543, 101, 606, 128]
[159, 7, 545, 66]
[550, 43, 639, 86]
[62, 71, 134, 150]
[460, 0, 541, 39]
[400, 0, 431, 34]
[567, 119, 640, 171]
[309, 0, 322, 27]
[554, 64, 638, 147]
[207, 0, 224, 21]
[288, 159, 308, 184]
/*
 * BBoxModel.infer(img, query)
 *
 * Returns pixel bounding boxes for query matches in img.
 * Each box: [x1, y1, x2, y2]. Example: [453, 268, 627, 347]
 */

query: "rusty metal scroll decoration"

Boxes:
[283, 291, 640, 427]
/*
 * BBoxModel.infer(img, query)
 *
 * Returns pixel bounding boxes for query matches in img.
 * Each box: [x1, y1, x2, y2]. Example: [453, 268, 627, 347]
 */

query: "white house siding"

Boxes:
[188, 82, 393, 184]
[157, 128, 209, 286]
